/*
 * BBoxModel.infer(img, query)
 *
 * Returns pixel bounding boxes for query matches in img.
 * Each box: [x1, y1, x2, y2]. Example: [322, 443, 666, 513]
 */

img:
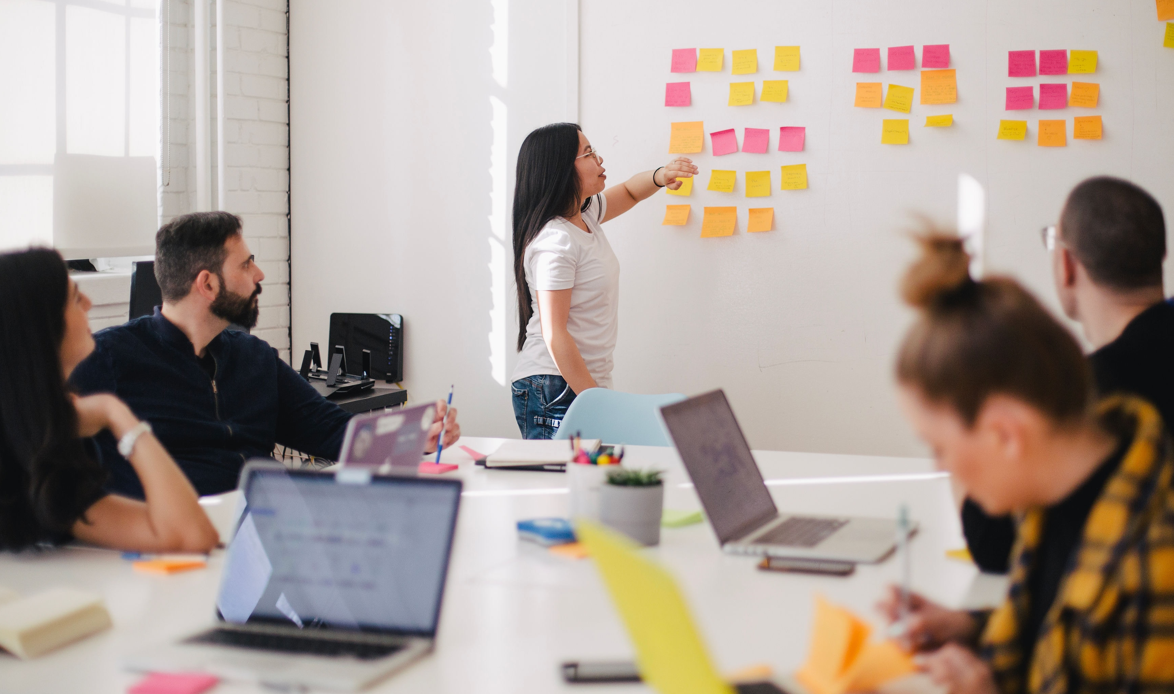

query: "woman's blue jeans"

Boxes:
[511, 375, 577, 439]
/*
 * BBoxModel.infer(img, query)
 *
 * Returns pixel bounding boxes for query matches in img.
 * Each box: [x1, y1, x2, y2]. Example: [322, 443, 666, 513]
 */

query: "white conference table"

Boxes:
[0, 437, 1009, 694]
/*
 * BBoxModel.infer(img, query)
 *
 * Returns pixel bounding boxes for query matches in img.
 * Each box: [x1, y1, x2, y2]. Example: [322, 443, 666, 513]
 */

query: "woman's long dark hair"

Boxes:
[0, 248, 106, 550]
[512, 122, 588, 351]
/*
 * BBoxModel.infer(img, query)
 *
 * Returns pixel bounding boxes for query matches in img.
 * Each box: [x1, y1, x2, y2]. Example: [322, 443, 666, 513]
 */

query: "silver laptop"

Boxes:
[660, 390, 907, 563]
[338, 402, 436, 473]
[126, 463, 462, 691]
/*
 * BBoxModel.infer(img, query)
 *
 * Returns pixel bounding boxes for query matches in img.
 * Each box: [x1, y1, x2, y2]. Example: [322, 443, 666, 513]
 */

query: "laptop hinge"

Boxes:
[214, 622, 414, 646]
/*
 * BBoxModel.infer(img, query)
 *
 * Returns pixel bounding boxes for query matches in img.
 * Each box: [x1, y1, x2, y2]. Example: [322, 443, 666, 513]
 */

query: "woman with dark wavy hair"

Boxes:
[0, 248, 218, 552]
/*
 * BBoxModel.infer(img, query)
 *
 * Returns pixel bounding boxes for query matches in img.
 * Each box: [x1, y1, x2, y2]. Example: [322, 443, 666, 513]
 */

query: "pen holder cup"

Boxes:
[599, 482, 664, 547]
[568, 463, 609, 522]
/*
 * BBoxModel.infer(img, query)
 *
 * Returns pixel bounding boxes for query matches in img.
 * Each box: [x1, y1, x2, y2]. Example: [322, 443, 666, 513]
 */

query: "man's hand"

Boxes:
[424, 399, 461, 454]
[918, 644, 999, 694]
[876, 585, 979, 652]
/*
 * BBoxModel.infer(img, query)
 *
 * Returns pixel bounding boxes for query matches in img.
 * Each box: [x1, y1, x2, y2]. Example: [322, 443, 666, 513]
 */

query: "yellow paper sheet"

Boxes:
[732, 49, 758, 75]
[774, 46, 801, 71]
[761, 80, 789, 103]
[707, 170, 736, 193]
[1161, 0, 1174, 21]
[1069, 82, 1099, 108]
[701, 207, 737, 238]
[1038, 119, 1066, 147]
[881, 119, 909, 145]
[795, 596, 916, 694]
[745, 171, 772, 198]
[780, 164, 808, 190]
[728, 82, 755, 106]
[854, 83, 883, 108]
[663, 205, 690, 226]
[576, 522, 734, 694]
[883, 84, 914, 113]
[1166, 22, 1174, 48]
[698, 48, 724, 72]
[920, 69, 957, 105]
[747, 208, 774, 233]
[997, 120, 1027, 140]
[925, 114, 953, 127]
[945, 547, 974, 563]
[1068, 50, 1097, 73]
[1074, 115, 1103, 140]
[666, 176, 693, 196]
[669, 121, 705, 154]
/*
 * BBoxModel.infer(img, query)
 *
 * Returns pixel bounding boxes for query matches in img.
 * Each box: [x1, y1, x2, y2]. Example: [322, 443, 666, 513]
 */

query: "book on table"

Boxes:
[0, 586, 112, 659]
[485, 439, 601, 469]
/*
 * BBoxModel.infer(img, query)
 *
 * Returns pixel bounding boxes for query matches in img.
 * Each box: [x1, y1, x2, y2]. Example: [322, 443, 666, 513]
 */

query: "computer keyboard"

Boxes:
[188, 628, 403, 660]
[752, 517, 848, 547]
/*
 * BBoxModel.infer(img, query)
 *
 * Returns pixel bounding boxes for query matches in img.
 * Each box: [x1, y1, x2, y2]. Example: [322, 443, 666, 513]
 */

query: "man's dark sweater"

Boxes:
[70, 309, 352, 498]
[962, 299, 1174, 573]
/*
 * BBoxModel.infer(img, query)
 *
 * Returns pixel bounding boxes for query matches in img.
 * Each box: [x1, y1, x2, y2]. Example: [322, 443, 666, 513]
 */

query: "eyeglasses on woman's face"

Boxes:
[576, 147, 602, 165]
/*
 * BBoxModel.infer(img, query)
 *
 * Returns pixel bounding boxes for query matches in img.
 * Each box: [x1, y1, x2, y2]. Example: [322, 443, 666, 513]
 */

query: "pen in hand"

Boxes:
[434, 385, 453, 464]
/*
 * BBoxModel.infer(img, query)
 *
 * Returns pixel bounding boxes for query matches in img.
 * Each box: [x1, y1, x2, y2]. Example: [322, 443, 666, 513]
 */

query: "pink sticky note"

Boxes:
[671, 48, 697, 73]
[743, 128, 770, 153]
[922, 44, 950, 68]
[1039, 83, 1068, 109]
[853, 48, 881, 73]
[888, 45, 916, 70]
[710, 129, 739, 156]
[665, 82, 691, 107]
[1008, 50, 1037, 77]
[1005, 86, 1034, 110]
[1039, 50, 1067, 75]
[778, 126, 806, 152]
[129, 673, 220, 694]
[419, 462, 459, 475]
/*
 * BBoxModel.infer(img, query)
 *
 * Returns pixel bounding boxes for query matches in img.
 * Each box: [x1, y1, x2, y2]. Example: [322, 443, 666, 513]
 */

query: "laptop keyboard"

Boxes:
[752, 517, 849, 547]
[188, 628, 404, 661]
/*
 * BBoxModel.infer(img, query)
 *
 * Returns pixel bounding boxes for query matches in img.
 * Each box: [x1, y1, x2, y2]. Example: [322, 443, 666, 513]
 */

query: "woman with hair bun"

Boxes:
[876, 233, 1174, 694]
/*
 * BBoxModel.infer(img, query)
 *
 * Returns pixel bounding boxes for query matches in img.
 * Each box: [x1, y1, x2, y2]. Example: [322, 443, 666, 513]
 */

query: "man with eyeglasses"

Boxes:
[962, 176, 1174, 573]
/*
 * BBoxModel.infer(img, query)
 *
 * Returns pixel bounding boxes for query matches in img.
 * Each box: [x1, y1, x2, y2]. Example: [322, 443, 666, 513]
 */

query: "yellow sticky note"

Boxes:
[920, 69, 957, 105]
[780, 164, 808, 190]
[745, 171, 772, 198]
[707, 170, 736, 193]
[728, 82, 755, 106]
[1161, 0, 1174, 21]
[1074, 115, 1103, 140]
[669, 121, 705, 154]
[854, 83, 883, 108]
[774, 46, 801, 71]
[1038, 120, 1066, 147]
[732, 49, 758, 75]
[701, 207, 737, 238]
[997, 120, 1028, 140]
[1069, 82, 1099, 108]
[761, 80, 789, 103]
[945, 547, 974, 563]
[665, 176, 693, 197]
[881, 119, 909, 145]
[1069, 50, 1097, 73]
[697, 48, 724, 72]
[663, 205, 690, 226]
[925, 114, 953, 127]
[747, 208, 774, 233]
[1165, 22, 1174, 48]
[883, 84, 914, 113]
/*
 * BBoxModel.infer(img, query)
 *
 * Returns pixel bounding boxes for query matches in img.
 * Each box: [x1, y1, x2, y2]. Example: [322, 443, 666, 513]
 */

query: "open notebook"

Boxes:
[485, 439, 600, 470]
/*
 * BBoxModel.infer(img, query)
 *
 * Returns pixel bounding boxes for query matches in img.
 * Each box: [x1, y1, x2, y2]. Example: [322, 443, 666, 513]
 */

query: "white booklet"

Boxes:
[0, 586, 112, 659]
[486, 439, 601, 468]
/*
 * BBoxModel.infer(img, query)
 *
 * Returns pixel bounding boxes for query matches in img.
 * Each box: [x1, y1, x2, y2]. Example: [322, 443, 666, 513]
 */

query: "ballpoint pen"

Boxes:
[434, 386, 453, 464]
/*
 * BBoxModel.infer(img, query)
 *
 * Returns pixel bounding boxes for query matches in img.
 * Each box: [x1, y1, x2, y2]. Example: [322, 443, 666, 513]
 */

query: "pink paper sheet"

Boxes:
[778, 126, 806, 152]
[710, 128, 739, 156]
[1008, 50, 1037, 77]
[671, 48, 697, 73]
[888, 45, 916, 70]
[665, 82, 691, 107]
[742, 128, 770, 153]
[922, 44, 950, 68]
[1038, 83, 1067, 109]
[1039, 50, 1067, 75]
[1005, 86, 1034, 110]
[852, 48, 881, 73]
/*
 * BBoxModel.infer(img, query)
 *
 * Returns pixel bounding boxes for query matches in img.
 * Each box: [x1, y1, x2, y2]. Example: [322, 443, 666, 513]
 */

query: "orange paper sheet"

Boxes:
[920, 69, 957, 105]
[1074, 115, 1103, 140]
[701, 207, 737, 238]
[1069, 82, 1099, 108]
[854, 83, 883, 108]
[1038, 119, 1067, 147]
[1161, 0, 1174, 21]
[133, 559, 207, 575]
[669, 121, 705, 153]
[795, 596, 916, 694]
[663, 205, 691, 225]
[549, 542, 590, 559]
[747, 208, 774, 233]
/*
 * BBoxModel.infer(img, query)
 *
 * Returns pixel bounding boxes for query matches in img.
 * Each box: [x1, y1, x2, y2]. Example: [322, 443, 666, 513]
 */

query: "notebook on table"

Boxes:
[483, 439, 600, 471]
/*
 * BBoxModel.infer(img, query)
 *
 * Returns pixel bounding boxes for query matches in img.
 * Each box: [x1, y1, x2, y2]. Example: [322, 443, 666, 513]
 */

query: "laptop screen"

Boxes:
[660, 390, 778, 545]
[216, 467, 461, 637]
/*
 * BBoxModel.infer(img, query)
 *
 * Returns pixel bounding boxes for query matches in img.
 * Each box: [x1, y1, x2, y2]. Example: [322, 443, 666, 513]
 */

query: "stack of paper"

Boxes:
[0, 587, 112, 659]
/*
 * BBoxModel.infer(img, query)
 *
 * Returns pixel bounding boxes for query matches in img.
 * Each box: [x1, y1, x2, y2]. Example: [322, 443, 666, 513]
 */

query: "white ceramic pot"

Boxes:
[599, 483, 664, 546]
[567, 464, 609, 521]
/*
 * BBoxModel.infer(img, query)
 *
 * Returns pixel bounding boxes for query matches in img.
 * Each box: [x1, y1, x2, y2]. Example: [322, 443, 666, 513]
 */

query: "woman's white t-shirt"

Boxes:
[512, 194, 619, 389]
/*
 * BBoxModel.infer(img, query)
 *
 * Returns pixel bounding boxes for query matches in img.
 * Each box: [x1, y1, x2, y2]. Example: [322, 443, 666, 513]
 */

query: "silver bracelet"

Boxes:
[117, 421, 153, 458]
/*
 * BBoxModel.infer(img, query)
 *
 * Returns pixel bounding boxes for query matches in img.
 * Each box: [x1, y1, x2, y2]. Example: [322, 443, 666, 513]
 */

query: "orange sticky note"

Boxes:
[747, 208, 774, 233]
[780, 164, 808, 190]
[1069, 82, 1099, 108]
[1074, 115, 1103, 140]
[1161, 0, 1174, 21]
[920, 69, 957, 105]
[796, 596, 916, 694]
[881, 119, 909, 145]
[663, 205, 690, 226]
[729, 82, 755, 106]
[1038, 119, 1066, 147]
[669, 121, 705, 153]
[997, 120, 1028, 140]
[549, 542, 590, 559]
[666, 176, 693, 197]
[133, 559, 207, 575]
[701, 207, 737, 238]
[854, 83, 883, 108]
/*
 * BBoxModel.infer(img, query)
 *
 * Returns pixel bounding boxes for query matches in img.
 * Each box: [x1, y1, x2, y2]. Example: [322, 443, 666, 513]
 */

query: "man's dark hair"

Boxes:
[1060, 177, 1166, 291]
[154, 211, 243, 302]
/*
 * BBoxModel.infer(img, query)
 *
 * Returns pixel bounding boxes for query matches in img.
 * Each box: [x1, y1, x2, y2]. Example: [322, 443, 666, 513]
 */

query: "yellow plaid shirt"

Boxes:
[979, 395, 1174, 694]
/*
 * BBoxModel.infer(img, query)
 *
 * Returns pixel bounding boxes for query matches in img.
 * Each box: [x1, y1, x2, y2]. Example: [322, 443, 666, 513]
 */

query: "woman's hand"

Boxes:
[424, 400, 461, 454]
[659, 157, 699, 190]
[72, 393, 139, 438]
[918, 644, 999, 694]
[876, 585, 980, 652]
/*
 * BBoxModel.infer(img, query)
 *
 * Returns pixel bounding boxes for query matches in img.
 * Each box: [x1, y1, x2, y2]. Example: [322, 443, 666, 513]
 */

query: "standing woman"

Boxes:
[510, 123, 697, 439]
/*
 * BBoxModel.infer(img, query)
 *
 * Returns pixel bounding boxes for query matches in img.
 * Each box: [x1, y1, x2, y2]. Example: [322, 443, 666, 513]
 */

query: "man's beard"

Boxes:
[210, 276, 262, 329]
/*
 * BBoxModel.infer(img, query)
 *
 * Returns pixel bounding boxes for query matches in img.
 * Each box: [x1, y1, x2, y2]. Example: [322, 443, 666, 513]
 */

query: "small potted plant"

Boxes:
[599, 468, 664, 546]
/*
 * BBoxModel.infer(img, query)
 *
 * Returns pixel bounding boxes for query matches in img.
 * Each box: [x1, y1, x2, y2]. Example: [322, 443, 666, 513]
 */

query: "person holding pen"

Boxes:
[510, 123, 698, 439]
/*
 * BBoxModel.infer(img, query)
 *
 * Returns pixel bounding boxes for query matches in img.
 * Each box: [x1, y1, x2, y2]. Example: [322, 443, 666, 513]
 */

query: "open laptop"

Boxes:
[660, 390, 906, 564]
[126, 463, 462, 692]
[338, 402, 436, 473]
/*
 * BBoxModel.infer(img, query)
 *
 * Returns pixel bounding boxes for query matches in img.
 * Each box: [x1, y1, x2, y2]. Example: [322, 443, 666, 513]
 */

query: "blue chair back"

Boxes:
[554, 389, 686, 446]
